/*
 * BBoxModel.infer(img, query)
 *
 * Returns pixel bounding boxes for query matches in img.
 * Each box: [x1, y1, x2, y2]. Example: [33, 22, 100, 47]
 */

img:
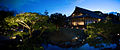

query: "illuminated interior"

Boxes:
[72, 21, 84, 26]
[98, 19, 101, 21]
[72, 22, 77, 26]
[78, 21, 84, 25]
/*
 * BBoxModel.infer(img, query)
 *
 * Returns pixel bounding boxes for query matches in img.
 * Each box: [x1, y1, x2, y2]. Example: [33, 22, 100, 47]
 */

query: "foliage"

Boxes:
[5, 12, 56, 49]
[86, 37, 112, 48]
[49, 13, 67, 27]
[94, 11, 104, 17]
[85, 20, 120, 48]
[5, 12, 49, 36]
[86, 21, 120, 39]
[0, 9, 15, 35]
[107, 13, 120, 22]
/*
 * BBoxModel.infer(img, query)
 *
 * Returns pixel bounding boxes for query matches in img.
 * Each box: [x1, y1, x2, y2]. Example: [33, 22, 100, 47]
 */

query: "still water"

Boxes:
[42, 43, 117, 50]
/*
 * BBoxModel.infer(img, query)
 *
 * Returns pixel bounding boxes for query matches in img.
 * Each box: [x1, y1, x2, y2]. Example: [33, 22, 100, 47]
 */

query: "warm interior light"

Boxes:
[78, 21, 84, 25]
[72, 22, 77, 26]
[98, 19, 101, 21]
[76, 27, 79, 29]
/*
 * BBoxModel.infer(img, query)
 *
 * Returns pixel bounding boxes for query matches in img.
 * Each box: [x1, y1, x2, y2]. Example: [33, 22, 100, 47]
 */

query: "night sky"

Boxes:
[0, 0, 120, 16]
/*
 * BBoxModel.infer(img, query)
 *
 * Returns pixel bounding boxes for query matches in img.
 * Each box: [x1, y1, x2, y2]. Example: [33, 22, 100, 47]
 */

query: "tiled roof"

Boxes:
[70, 6, 105, 19]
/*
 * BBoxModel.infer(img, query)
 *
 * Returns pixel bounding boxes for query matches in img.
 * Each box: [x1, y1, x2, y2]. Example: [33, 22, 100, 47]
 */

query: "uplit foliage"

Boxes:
[85, 21, 120, 48]
[5, 12, 50, 37]
[86, 21, 120, 39]
[5, 12, 56, 49]
[5, 13, 48, 29]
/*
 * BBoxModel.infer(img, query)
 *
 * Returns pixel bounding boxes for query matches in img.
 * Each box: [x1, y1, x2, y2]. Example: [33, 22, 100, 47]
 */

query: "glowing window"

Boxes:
[98, 19, 101, 21]
[72, 22, 77, 26]
[78, 21, 84, 25]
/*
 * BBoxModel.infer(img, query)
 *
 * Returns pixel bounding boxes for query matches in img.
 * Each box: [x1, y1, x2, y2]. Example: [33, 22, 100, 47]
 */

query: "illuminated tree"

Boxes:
[5, 12, 57, 49]
[5, 12, 56, 38]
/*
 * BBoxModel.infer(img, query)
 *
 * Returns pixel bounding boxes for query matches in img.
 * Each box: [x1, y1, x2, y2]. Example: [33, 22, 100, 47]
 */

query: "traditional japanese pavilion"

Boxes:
[68, 6, 105, 29]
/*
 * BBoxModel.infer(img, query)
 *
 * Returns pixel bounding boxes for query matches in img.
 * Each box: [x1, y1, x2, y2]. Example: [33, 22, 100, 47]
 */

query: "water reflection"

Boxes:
[42, 28, 119, 50]
[42, 42, 117, 50]
[42, 35, 118, 50]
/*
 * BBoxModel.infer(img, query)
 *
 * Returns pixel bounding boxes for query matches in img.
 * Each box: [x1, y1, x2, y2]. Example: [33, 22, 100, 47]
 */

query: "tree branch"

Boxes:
[18, 22, 30, 29]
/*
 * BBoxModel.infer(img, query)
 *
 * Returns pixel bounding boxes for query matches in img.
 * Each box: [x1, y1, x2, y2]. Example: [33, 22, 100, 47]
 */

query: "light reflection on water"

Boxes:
[42, 43, 117, 50]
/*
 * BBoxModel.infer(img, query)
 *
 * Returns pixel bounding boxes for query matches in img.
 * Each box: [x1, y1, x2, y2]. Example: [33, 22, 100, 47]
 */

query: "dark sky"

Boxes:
[0, 0, 120, 16]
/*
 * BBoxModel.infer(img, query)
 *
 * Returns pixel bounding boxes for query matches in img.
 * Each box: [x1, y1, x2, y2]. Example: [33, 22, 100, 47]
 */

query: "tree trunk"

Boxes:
[29, 29, 32, 38]
[37, 27, 47, 38]
[56, 25, 59, 30]
[21, 36, 24, 42]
